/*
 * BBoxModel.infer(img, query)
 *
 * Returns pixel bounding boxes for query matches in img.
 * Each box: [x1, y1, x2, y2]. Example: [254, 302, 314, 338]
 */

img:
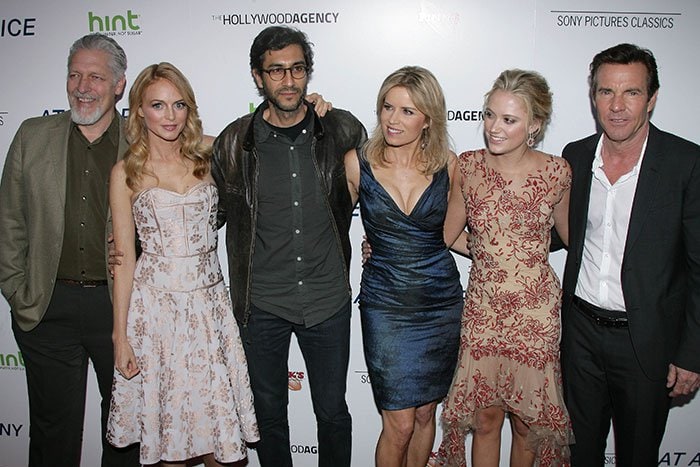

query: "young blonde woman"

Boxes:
[106, 62, 258, 466]
[437, 69, 573, 467]
[346, 66, 463, 467]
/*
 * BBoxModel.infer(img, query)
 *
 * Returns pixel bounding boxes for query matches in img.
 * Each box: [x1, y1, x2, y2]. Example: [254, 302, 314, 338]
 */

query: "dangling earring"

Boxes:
[420, 127, 429, 150]
[527, 132, 536, 147]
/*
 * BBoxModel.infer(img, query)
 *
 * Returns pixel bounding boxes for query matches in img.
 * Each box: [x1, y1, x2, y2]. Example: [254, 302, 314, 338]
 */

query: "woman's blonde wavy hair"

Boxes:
[123, 62, 210, 190]
[364, 66, 451, 175]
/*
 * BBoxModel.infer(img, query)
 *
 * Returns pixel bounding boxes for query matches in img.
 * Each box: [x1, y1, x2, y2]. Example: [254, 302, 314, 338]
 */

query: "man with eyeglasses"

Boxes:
[211, 26, 366, 467]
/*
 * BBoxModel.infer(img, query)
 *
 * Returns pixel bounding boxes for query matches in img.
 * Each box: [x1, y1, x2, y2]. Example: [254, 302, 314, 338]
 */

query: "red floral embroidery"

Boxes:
[437, 150, 573, 466]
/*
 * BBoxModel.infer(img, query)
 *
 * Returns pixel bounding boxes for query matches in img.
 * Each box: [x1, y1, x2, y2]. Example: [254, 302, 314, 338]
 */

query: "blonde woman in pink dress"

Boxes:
[438, 69, 573, 467]
[106, 62, 258, 466]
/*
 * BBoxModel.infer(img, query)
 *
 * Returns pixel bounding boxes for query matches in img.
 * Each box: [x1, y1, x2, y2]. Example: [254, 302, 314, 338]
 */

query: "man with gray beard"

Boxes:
[0, 33, 139, 466]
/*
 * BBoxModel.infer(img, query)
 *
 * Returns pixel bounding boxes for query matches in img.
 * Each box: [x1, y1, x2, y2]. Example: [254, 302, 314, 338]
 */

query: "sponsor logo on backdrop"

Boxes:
[43, 108, 68, 116]
[448, 108, 483, 122]
[212, 11, 340, 26]
[658, 451, 700, 466]
[552, 9, 677, 29]
[1, 18, 36, 37]
[0, 351, 24, 371]
[0, 110, 7, 126]
[418, 1, 461, 38]
[291, 444, 318, 455]
[88, 9, 142, 36]
[355, 370, 371, 385]
[41, 108, 129, 118]
[0, 423, 24, 437]
[603, 451, 700, 465]
[288, 370, 305, 391]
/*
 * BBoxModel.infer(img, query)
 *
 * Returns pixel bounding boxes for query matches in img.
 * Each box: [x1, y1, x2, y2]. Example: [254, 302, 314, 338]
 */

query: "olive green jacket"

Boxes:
[0, 110, 127, 331]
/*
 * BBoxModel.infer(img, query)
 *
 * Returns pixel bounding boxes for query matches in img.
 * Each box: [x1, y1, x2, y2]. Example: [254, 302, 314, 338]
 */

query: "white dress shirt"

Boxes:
[574, 134, 649, 312]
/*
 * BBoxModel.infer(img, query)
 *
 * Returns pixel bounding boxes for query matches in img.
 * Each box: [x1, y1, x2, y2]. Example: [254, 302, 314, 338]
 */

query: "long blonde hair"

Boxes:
[364, 66, 451, 175]
[123, 62, 210, 190]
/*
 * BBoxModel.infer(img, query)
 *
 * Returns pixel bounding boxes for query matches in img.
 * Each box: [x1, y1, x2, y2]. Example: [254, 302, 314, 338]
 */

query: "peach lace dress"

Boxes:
[437, 150, 573, 466]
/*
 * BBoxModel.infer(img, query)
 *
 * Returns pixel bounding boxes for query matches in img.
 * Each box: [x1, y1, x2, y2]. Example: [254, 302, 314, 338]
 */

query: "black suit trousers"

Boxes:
[12, 282, 139, 467]
[561, 299, 671, 467]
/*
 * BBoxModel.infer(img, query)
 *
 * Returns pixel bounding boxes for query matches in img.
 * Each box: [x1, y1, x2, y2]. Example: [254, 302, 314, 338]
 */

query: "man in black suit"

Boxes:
[560, 43, 700, 466]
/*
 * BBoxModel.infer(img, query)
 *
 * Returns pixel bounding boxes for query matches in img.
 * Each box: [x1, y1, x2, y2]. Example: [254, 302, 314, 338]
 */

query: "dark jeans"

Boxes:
[241, 301, 352, 467]
[12, 282, 139, 467]
[561, 297, 670, 467]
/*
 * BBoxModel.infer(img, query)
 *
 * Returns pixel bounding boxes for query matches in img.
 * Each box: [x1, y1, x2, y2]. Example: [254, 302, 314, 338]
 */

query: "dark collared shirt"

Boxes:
[251, 108, 347, 327]
[56, 114, 119, 281]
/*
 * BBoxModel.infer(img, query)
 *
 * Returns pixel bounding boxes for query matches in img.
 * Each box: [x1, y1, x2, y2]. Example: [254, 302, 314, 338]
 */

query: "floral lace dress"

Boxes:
[437, 150, 573, 466]
[107, 183, 259, 464]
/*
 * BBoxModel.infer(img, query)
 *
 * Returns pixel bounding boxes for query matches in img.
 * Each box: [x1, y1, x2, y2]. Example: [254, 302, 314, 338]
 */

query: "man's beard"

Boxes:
[71, 107, 105, 125]
[265, 83, 307, 113]
[69, 92, 106, 125]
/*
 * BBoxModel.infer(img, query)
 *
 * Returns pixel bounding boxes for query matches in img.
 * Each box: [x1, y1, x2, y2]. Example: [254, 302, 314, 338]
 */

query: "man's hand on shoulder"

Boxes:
[306, 92, 333, 117]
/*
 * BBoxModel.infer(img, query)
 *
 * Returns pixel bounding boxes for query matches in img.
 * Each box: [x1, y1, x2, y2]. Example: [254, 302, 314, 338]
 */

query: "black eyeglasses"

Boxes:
[261, 65, 308, 81]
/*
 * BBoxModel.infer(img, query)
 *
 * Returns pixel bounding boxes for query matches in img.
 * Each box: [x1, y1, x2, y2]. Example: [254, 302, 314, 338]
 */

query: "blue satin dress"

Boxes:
[358, 154, 462, 410]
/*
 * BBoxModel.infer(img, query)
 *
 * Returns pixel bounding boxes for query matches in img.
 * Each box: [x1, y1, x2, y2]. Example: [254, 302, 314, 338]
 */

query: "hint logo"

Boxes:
[0, 351, 24, 369]
[88, 10, 140, 33]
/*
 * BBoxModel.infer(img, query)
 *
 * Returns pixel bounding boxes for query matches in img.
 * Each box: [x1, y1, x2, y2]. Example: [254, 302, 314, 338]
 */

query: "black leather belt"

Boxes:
[57, 279, 108, 288]
[573, 296, 628, 328]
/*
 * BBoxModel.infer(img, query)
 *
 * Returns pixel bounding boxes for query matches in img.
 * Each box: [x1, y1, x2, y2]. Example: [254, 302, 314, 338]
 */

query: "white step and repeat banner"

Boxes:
[1, 0, 698, 466]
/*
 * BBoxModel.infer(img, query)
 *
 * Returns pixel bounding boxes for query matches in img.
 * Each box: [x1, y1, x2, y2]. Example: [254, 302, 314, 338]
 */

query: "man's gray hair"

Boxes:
[67, 33, 127, 83]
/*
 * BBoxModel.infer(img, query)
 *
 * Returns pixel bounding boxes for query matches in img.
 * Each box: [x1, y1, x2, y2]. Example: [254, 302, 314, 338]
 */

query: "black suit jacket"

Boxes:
[560, 123, 700, 380]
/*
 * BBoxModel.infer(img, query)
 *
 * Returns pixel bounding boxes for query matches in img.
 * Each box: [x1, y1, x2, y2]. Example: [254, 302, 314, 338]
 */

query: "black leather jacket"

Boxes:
[211, 101, 367, 325]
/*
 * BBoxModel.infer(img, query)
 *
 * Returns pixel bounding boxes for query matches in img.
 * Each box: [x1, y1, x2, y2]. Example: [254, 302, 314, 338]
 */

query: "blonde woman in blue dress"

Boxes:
[346, 66, 464, 467]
